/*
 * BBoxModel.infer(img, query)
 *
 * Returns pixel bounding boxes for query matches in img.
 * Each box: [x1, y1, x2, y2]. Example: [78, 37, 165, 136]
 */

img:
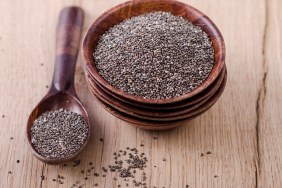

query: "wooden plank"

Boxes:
[0, 0, 280, 187]
[258, 0, 282, 187]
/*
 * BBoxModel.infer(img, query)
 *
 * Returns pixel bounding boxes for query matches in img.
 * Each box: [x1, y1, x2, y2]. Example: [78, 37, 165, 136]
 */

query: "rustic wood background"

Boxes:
[0, 0, 281, 187]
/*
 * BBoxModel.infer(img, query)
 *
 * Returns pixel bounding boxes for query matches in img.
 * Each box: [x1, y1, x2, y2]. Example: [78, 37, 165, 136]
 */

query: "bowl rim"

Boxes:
[92, 70, 227, 127]
[88, 66, 226, 119]
[82, 0, 225, 105]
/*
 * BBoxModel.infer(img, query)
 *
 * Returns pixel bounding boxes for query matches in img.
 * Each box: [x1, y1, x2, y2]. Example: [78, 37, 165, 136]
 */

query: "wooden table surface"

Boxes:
[1, 0, 282, 187]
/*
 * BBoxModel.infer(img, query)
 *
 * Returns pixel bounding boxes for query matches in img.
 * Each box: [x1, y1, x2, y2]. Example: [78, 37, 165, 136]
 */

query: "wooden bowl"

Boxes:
[82, 0, 225, 105]
[87, 66, 226, 119]
[85, 65, 226, 110]
[90, 71, 227, 130]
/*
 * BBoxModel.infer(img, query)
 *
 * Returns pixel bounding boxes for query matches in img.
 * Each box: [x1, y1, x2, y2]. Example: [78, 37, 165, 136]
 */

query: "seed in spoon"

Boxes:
[30, 108, 88, 159]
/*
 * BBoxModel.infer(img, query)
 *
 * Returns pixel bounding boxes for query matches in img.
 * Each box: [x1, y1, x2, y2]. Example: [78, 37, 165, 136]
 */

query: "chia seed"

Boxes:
[73, 159, 81, 167]
[30, 108, 88, 159]
[94, 11, 214, 99]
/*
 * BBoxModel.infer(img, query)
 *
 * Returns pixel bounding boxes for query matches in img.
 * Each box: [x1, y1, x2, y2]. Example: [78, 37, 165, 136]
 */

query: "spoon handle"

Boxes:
[51, 6, 84, 93]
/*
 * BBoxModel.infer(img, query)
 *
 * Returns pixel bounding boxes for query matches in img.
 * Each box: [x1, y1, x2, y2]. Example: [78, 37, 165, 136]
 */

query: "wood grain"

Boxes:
[0, 0, 281, 187]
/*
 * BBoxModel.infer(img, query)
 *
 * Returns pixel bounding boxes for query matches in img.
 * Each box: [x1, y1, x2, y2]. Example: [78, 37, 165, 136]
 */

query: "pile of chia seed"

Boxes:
[70, 146, 150, 187]
[94, 11, 214, 99]
[30, 108, 88, 159]
[108, 147, 148, 186]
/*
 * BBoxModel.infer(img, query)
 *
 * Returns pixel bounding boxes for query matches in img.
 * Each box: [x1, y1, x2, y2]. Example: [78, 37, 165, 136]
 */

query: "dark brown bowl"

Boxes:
[85, 65, 226, 110]
[90, 71, 226, 130]
[87, 67, 226, 119]
[82, 0, 225, 105]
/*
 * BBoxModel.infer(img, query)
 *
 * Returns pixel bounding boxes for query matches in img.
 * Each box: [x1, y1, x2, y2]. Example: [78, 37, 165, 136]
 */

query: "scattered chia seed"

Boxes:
[99, 138, 104, 142]
[45, 85, 49, 88]
[201, 153, 204, 157]
[10, 137, 13, 140]
[8, 171, 12, 174]
[73, 159, 81, 167]
[60, 147, 189, 187]
[30, 108, 88, 159]
[106, 147, 149, 187]
[16, 160, 20, 163]
[214, 175, 218, 178]
[207, 151, 212, 154]
[102, 167, 108, 172]
[94, 11, 214, 99]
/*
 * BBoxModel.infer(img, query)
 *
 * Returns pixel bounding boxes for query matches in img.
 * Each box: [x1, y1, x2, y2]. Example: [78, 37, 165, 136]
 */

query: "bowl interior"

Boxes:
[82, 0, 225, 105]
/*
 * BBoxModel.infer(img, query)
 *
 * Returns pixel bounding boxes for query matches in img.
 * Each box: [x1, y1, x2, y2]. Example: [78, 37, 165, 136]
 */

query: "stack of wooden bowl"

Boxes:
[82, 0, 227, 130]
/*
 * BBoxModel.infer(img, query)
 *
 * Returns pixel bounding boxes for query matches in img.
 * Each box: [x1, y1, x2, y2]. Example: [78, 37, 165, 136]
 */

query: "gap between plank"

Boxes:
[39, 164, 46, 188]
[255, 0, 269, 187]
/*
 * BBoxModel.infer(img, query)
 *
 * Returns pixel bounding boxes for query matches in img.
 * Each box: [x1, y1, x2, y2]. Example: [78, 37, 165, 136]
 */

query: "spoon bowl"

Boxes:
[26, 7, 90, 164]
[27, 93, 90, 164]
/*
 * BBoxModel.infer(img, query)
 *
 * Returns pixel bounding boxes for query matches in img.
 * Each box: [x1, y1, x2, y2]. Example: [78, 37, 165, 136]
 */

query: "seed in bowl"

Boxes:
[30, 108, 88, 159]
[94, 11, 214, 99]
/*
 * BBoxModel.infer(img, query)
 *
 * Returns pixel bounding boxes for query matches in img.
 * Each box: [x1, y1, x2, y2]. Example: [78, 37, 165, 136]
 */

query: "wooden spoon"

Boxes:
[26, 7, 90, 164]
